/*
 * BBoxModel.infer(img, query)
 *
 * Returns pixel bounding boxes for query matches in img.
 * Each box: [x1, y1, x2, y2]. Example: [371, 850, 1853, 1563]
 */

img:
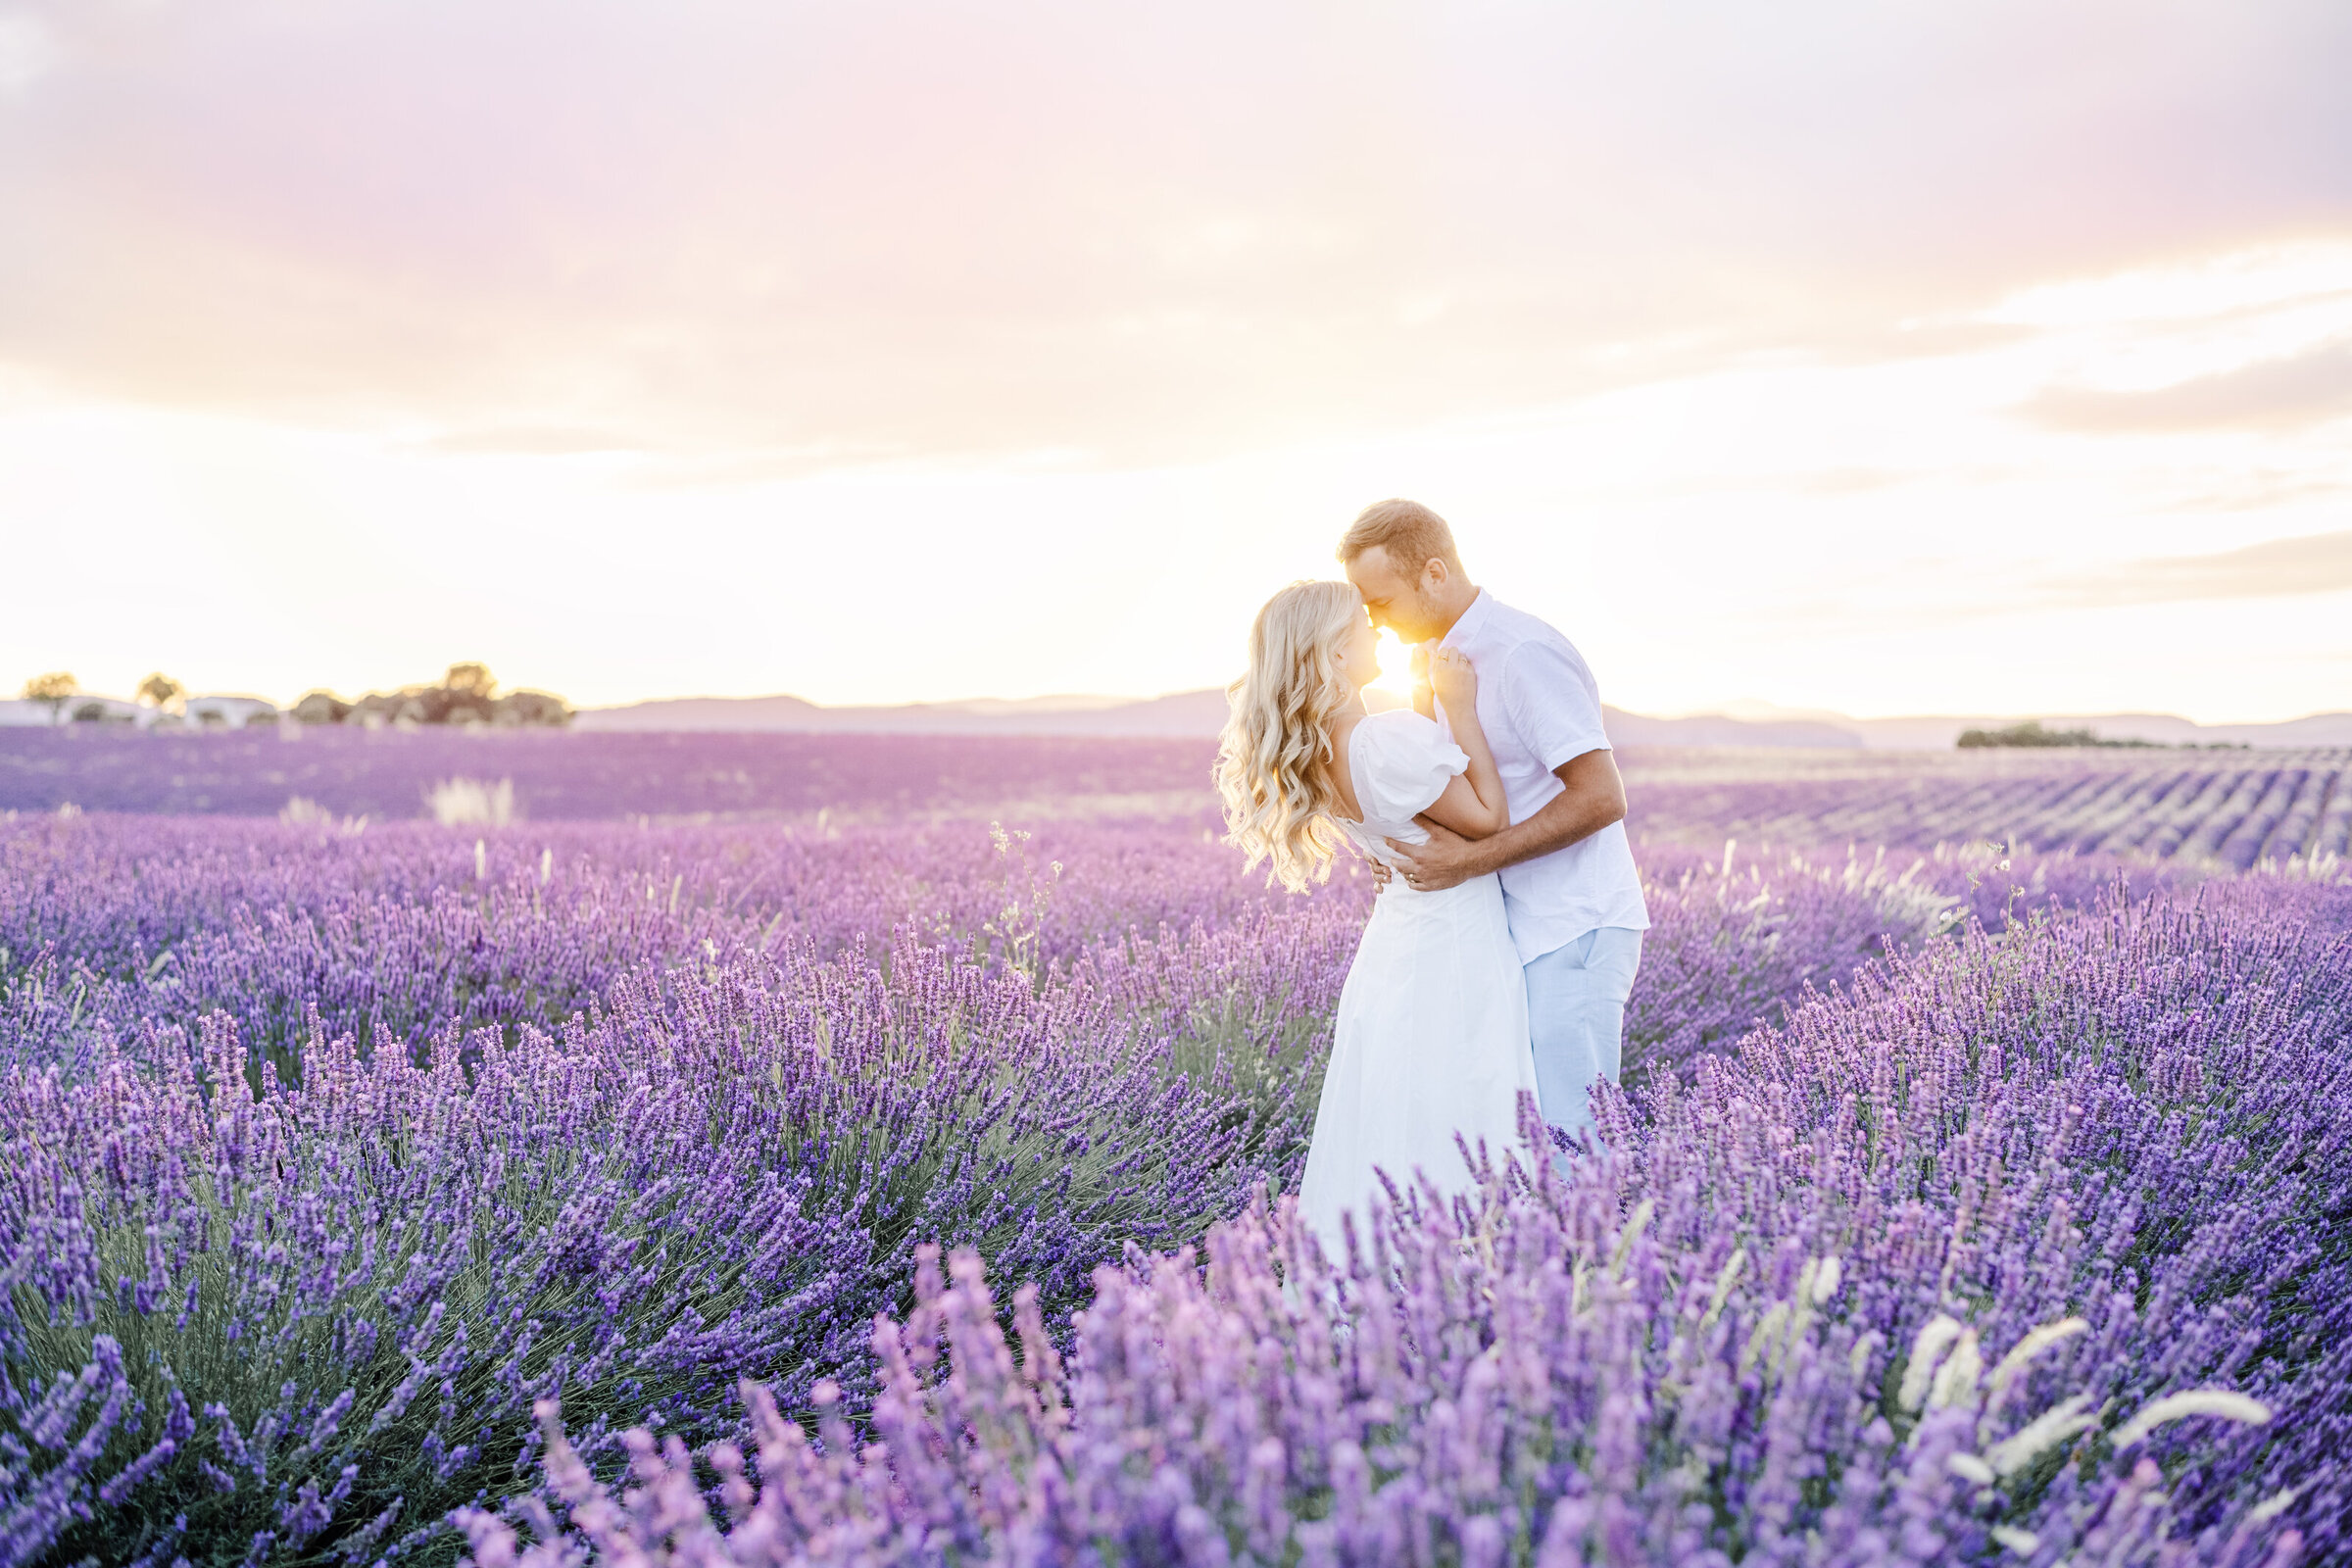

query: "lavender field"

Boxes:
[1632, 748, 2352, 870]
[4, 732, 2350, 1566]
[5, 729, 2349, 869]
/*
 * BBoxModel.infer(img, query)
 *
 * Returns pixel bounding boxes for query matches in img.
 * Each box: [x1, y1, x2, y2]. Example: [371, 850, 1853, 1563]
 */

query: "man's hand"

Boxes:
[1384, 818, 1484, 893]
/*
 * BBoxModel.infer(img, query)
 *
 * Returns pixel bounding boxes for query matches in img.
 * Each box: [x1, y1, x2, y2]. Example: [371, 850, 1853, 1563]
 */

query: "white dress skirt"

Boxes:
[1296, 709, 1540, 1260]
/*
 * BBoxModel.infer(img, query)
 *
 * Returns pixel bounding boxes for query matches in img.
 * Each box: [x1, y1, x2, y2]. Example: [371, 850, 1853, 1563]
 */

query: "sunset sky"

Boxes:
[4, 0, 2349, 721]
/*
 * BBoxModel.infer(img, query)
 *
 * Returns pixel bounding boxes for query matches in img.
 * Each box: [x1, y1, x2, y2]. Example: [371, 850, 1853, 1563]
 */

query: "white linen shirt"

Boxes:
[1432, 591, 1649, 962]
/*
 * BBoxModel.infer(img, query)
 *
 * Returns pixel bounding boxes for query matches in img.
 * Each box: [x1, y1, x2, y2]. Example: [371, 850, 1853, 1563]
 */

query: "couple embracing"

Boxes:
[1214, 499, 1648, 1256]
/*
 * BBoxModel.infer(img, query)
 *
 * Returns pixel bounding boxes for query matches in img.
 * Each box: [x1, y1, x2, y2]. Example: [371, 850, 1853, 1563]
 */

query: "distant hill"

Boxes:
[1598, 709, 1867, 749]
[577, 691, 2352, 749]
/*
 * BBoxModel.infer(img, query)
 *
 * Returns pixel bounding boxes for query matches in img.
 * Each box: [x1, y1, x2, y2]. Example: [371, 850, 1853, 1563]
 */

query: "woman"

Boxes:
[1215, 579, 1539, 1260]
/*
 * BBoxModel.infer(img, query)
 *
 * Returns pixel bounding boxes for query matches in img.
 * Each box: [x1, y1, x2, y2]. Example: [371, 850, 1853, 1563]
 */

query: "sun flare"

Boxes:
[1369, 628, 1417, 701]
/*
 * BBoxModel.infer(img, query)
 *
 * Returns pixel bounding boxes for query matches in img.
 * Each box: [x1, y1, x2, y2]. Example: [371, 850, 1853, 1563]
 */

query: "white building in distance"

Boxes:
[0, 694, 281, 728]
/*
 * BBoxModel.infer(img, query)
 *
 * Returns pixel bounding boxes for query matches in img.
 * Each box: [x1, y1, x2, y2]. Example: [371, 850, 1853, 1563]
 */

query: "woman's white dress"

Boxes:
[1297, 708, 1540, 1259]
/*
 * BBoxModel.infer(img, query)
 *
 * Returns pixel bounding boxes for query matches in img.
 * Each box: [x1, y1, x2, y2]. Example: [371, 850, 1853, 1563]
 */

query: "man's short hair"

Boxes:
[1338, 499, 1462, 578]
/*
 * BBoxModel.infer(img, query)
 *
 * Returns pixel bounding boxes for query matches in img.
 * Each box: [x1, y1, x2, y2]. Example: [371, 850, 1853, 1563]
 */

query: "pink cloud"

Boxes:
[1, 0, 2348, 465]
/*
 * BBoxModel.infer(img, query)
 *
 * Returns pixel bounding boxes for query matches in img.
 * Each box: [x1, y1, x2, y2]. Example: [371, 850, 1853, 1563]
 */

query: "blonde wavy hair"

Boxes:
[1214, 580, 1362, 893]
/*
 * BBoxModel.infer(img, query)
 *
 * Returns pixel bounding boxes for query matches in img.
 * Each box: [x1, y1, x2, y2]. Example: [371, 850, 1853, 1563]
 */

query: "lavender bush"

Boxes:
[2, 934, 1330, 1565]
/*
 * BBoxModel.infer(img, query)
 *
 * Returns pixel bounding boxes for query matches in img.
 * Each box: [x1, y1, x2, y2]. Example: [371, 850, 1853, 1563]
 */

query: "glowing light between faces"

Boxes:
[1369, 627, 1417, 701]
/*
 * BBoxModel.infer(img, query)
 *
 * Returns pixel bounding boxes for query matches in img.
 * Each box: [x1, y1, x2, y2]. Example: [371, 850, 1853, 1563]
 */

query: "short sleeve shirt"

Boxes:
[1434, 592, 1649, 961]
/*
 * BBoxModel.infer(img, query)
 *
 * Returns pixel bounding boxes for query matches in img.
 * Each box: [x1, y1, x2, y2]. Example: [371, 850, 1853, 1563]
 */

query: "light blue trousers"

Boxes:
[1523, 926, 1644, 1146]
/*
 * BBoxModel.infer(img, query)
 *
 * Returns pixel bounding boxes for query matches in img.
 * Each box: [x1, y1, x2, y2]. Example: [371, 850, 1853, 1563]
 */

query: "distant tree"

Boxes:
[136, 671, 184, 710]
[286, 669, 565, 728]
[1957, 720, 2158, 750]
[23, 671, 76, 724]
[493, 689, 573, 728]
[291, 691, 354, 725]
[444, 662, 496, 699]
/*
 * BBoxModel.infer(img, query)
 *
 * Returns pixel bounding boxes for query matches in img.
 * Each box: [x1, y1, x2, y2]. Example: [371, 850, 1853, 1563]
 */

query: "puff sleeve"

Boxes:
[1355, 711, 1469, 823]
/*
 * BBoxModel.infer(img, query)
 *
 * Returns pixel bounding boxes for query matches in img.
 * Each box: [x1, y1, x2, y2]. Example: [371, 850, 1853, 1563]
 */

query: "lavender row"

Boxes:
[3, 815, 2078, 1087]
[1636, 753, 2352, 868]
[14, 728, 2346, 874]
[0, 728, 1223, 822]
[11, 809, 2325, 1102]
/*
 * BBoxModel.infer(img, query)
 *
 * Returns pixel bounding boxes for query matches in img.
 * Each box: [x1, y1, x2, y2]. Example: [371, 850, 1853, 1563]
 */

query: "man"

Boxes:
[1339, 498, 1648, 1147]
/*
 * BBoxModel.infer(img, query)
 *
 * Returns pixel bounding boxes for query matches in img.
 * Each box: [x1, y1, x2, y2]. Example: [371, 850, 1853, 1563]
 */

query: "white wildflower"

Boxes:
[2247, 1484, 2302, 1524]
[1947, 1452, 1996, 1486]
[1986, 1394, 2098, 1477]
[1929, 1328, 1983, 1408]
[2110, 1390, 2272, 1451]
[1898, 1314, 1965, 1412]
[1986, 1318, 2088, 1404]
